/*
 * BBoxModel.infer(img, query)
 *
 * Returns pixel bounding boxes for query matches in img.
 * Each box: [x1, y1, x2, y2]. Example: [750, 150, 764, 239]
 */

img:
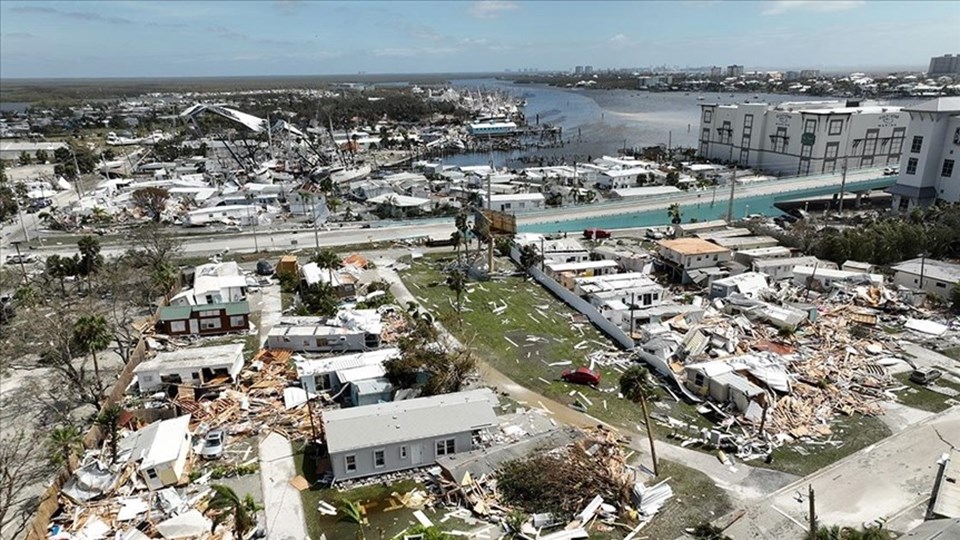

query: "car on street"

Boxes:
[561, 367, 601, 387]
[256, 260, 275, 276]
[883, 166, 900, 176]
[910, 368, 942, 385]
[200, 429, 226, 459]
[583, 228, 611, 240]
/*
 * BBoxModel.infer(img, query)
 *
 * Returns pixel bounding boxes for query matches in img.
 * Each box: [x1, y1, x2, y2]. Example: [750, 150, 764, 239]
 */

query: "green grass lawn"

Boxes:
[398, 255, 705, 431]
[941, 348, 960, 362]
[638, 460, 734, 540]
[294, 443, 475, 540]
[892, 372, 960, 413]
[754, 414, 892, 477]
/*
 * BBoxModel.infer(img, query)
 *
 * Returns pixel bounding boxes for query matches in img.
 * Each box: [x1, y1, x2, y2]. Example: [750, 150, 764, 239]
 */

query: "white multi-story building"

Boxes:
[928, 54, 960, 77]
[888, 97, 960, 210]
[698, 100, 907, 176]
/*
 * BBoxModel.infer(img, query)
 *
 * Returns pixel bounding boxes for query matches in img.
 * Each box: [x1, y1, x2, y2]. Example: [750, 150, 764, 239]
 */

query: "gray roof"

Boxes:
[322, 388, 499, 454]
[892, 258, 960, 285]
[903, 97, 960, 113]
[134, 343, 243, 373]
[901, 518, 960, 539]
[436, 427, 581, 482]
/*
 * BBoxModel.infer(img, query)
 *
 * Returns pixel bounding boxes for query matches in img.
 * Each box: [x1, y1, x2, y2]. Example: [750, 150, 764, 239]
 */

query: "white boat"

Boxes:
[331, 164, 372, 184]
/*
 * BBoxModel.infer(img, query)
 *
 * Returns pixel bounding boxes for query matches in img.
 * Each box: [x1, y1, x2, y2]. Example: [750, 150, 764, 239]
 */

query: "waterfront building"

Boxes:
[888, 97, 960, 210]
[698, 100, 907, 176]
[727, 65, 744, 78]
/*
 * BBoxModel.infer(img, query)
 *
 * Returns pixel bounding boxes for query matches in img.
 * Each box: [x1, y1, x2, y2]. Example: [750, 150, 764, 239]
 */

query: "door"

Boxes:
[411, 444, 422, 465]
[189, 319, 199, 334]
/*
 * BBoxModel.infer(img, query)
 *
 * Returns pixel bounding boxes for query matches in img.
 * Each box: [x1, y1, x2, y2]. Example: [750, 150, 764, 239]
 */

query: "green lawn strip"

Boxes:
[638, 459, 734, 540]
[940, 348, 960, 362]
[752, 414, 892, 477]
[400, 256, 713, 431]
[891, 372, 959, 413]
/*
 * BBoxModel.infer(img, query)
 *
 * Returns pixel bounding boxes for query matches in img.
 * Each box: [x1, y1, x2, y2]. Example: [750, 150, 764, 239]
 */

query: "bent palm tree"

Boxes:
[448, 268, 467, 328]
[620, 365, 659, 476]
[338, 499, 366, 540]
[208, 484, 261, 538]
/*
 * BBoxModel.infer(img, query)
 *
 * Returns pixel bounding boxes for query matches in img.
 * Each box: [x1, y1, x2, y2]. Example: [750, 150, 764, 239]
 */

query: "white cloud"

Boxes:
[762, 0, 865, 15]
[469, 1, 519, 19]
[609, 34, 630, 45]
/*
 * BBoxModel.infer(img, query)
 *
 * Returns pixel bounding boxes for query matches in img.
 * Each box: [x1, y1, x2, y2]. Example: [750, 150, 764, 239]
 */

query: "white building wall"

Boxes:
[699, 102, 907, 176]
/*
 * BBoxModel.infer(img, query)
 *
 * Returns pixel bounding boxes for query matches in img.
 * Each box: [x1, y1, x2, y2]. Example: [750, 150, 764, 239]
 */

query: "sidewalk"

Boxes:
[259, 432, 308, 540]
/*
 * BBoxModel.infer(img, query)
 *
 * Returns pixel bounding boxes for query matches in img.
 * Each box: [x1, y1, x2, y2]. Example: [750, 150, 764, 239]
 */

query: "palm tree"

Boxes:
[447, 268, 467, 328]
[312, 248, 341, 284]
[73, 314, 111, 392]
[455, 211, 470, 262]
[450, 230, 462, 262]
[97, 404, 123, 462]
[667, 202, 683, 225]
[337, 499, 366, 540]
[619, 365, 659, 476]
[48, 425, 84, 469]
[208, 484, 262, 538]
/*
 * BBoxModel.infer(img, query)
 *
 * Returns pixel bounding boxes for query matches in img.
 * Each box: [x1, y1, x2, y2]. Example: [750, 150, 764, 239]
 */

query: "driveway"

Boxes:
[724, 407, 960, 538]
[259, 432, 308, 540]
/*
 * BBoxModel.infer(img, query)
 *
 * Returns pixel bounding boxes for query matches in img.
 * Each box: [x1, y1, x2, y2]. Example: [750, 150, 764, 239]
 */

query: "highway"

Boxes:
[2, 166, 891, 262]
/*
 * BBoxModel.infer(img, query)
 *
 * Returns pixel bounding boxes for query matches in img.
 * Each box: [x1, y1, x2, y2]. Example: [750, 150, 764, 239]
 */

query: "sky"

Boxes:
[1, 0, 959, 79]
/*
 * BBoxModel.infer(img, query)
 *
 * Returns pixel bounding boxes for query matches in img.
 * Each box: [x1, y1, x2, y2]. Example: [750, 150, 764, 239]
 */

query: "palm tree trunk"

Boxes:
[640, 394, 659, 476]
[91, 350, 103, 394]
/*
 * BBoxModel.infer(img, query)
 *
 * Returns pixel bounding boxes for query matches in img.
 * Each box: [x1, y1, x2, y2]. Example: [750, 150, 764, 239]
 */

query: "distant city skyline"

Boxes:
[1, 0, 958, 79]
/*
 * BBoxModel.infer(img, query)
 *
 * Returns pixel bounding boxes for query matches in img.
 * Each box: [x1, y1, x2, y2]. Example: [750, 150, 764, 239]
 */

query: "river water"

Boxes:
[448, 78, 915, 168]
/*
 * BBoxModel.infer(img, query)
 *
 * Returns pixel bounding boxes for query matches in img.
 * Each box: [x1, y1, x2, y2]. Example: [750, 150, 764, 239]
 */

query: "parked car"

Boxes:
[883, 166, 900, 176]
[561, 367, 601, 387]
[256, 260, 275, 276]
[583, 228, 611, 240]
[910, 368, 942, 385]
[200, 429, 226, 459]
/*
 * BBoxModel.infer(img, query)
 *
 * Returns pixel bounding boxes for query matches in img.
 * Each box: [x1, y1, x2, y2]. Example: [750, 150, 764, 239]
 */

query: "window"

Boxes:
[891, 127, 906, 154]
[191, 372, 200, 380]
[198, 310, 220, 318]
[804, 119, 817, 133]
[828, 119, 843, 136]
[743, 114, 753, 129]
[936, 282, 947, 289]
[400, 446, 407, 459]
[436, 438, 456, 456]
[200, 318, 222, 330]
[703, 108, 713, 123]
[906, 157, 918, 175]
[374, 449, 385, 468]
[739, 149, 749, 165]
[694, 373, 705, 387]
[911, 135, 923, 153]
[942, 159, 955, 178]
[824, 142, 839, 159]
[772, 127, 788, 153]
[862, 129, 879, 157]
[146, 469, 158, 479]
[701, 128, 710, 142]
[345, 455, 357, 472]
[230, 315, 246, 327]
[170, 321, 186, 333]
[720, 121, 732, 144]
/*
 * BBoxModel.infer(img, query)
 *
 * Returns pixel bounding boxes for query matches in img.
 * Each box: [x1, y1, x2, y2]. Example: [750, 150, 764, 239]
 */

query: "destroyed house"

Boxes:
[684, 362, 766, 413]
[322, 389, 499, 480]
[156, 301, 250, 337]
[133, 343, 244, 393]
[296, 348, 399, 397]
[119, 415, 192, 491]
[752, 256, 833, 281]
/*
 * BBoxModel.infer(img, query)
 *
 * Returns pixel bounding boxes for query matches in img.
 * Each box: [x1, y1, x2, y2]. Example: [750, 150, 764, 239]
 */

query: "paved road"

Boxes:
[258, 432, 308, 540]
[724, 407, 960, 539]
[4, 166, 890, 262]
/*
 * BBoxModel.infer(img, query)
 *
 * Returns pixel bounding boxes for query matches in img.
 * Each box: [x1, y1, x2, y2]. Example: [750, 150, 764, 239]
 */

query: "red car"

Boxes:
[583, 228, 611, 240]
[561, 367, 601, 387]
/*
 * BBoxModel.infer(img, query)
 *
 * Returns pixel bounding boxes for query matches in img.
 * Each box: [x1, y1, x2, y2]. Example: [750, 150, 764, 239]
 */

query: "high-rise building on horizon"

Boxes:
[727, 64, 744, 78]
[928, 54, 960, 76]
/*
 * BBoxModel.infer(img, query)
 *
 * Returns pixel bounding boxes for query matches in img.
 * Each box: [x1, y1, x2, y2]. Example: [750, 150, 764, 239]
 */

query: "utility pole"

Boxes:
[310, 193, 320, 251]
[808, 485, 817, 535]
[630, 292, 636, 338]
[487, 161, 495, 275]
[540, 236, 545, 272]
[725, 167, 737, 223]
[10, 241, 28, 284]
[71, 147, 84, 198]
